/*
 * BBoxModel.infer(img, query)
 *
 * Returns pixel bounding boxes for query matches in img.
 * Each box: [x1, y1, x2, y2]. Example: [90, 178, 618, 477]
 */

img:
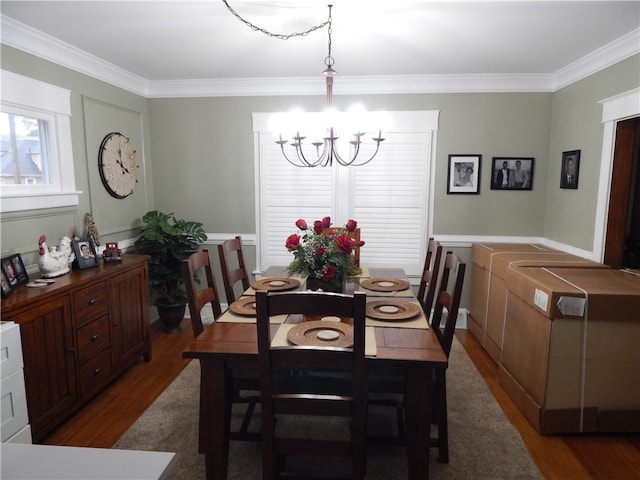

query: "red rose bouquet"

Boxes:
[286, 216, 363, 290]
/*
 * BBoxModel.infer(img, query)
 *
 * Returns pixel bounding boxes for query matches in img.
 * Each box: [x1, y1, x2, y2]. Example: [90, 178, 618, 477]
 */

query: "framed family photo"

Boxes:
[560, 150, 580, 189]
[1, 254, 29, 287]
[72, 239, 99, 269]
[490, 157, 534, 191]
[1, 270, 12, 297]
[447, 154, 481, 194]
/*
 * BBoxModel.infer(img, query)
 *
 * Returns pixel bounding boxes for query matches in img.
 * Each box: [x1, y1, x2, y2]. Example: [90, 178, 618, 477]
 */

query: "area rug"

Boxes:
[114, 337, 542, 479]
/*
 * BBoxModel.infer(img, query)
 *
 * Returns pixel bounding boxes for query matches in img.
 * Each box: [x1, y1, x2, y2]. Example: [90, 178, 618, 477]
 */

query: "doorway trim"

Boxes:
[593, 87, 640, 262]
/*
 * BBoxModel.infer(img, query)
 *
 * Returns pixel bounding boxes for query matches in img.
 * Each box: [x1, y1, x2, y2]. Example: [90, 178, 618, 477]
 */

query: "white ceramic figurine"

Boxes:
[38, 235, 73, 278]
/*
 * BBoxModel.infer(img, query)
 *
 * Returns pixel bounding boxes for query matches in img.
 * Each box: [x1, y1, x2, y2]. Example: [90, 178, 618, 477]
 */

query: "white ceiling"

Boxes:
[1, 1, 639, 96]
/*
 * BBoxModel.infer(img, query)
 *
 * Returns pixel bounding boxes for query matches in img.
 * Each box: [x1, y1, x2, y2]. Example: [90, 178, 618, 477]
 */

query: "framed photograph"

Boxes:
[560, 150, 580, 189]
[1, 270, 12, 298]
[490, 157, 534, 190]
[72, 239, 99, 270]
[447, 154, 481, 194]
[1, 254, 29, 286]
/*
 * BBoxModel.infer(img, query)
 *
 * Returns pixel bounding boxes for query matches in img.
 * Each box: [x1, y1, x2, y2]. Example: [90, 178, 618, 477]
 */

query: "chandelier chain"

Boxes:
[222, 0, 330, 41]
[221, 2, 384, 167]
[325, 6, 334, 68]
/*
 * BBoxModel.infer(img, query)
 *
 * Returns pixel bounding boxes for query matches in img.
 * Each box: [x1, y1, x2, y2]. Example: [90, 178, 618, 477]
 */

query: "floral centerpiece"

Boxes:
[286, 216, 363, 292]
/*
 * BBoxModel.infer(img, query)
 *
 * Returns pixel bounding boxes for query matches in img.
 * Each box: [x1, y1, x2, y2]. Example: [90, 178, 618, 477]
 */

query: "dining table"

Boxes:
[182, 266, 448, 480]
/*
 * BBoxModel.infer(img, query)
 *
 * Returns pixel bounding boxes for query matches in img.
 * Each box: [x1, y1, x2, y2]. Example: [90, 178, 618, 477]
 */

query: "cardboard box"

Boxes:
[500, 267, 640, 434]
[468, 243, 608, 362]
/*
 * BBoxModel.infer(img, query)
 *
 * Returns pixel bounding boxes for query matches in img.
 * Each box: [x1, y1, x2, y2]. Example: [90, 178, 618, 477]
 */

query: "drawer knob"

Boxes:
[93, 368, 101, 375]
[91, 334, 99, 342]
[88, 298, 97, 305]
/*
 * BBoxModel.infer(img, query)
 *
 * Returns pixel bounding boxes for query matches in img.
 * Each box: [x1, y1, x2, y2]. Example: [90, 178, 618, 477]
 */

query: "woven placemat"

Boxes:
[287, 321, 354, 348]
[360, 277, 410, 292]
[366, 300, 422, 321]
[228, 296, 257, 316]
[250, 277, 301, 292]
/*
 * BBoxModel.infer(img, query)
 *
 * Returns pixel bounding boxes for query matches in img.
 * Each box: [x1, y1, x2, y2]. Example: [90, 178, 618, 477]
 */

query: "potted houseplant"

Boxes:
[133, 210, 207, 333]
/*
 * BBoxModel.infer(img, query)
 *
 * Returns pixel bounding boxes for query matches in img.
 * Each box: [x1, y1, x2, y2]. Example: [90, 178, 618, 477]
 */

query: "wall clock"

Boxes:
[98, 132, 138, 199]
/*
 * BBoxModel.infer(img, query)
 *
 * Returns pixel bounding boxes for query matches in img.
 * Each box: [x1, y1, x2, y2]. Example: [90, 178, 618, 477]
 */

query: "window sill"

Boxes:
[1, 191, 82, 213]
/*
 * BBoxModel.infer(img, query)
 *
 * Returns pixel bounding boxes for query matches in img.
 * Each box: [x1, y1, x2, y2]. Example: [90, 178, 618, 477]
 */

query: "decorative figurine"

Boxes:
[38, 235, 74, 278]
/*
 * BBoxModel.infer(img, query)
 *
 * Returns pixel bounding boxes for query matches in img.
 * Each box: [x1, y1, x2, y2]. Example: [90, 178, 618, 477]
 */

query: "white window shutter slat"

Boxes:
[255, 112, 437, 277]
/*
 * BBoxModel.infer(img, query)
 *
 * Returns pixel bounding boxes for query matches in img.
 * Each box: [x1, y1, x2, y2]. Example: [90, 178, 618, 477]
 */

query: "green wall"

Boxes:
[149, 92, 552, 238]
[1, 44, 639, 298]
[545, 55, 640, 250]
[1, 46, 153, 267]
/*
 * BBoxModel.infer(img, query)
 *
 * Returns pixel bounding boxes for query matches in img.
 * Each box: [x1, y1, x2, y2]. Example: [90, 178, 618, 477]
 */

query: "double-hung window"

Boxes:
[1, 70, 79, 212]
[253, 110, 439, 278]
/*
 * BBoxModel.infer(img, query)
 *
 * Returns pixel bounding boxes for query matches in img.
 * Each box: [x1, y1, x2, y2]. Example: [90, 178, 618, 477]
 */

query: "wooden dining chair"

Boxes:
[324, 227, 361, 266]
[218, 235, 251, 304]
[416, 237, 443, 318]
[182, 250, 260, 441]
[429, 251, 466, 463]
[368, 252, 465, 462]
[182, 249, 223, 337]
[255, 290, 368, 480]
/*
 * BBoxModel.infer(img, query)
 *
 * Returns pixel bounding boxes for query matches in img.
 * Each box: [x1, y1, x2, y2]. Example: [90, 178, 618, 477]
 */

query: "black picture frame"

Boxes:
[447, 154, 481, 194]
[1, 254, 29, 286]
[560, 150, 581, 189]
[490, 157, 534, 190]
[1, 270, 12, 298]
[72, 239, 99, 270]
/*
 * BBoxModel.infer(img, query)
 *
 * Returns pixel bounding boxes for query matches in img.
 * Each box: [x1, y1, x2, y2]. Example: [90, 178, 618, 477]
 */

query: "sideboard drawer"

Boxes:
[73, 281, 108, 326]
[76, 315, 111, 364]
[78, 348, 112, 399]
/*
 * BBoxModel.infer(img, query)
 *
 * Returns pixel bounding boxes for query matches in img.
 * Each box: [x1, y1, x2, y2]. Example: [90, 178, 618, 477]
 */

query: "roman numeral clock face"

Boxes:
[98, 132, 139, 199]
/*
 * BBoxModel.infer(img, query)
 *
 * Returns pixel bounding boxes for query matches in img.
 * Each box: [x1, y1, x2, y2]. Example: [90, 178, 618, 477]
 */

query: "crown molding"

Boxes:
[1, 15, 150, 96]
[552, 27, 640, 91]
[2, 15, 638, 98]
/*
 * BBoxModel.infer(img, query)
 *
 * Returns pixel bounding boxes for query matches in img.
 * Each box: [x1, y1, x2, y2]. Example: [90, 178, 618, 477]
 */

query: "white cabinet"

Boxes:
[1, 322, 31, 444]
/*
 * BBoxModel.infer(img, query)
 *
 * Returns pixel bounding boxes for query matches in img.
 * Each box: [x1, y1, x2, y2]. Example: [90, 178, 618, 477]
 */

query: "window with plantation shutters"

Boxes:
[253, 111, 438, 278]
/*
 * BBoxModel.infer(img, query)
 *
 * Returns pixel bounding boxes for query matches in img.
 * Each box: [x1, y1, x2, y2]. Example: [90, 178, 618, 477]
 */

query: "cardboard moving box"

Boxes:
[468, 243, 608, 362]
[500, 267, 640, 434]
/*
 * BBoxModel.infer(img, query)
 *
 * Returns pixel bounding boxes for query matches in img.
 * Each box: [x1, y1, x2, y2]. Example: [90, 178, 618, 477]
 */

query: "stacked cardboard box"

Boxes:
[468, 243, 608, 362]
[499, 267, 640, 434]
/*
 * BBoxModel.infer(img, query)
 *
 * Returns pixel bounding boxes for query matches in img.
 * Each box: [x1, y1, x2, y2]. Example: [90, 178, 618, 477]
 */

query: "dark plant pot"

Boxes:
[306, 277, 344, 293]
[155, 301, 187, 334]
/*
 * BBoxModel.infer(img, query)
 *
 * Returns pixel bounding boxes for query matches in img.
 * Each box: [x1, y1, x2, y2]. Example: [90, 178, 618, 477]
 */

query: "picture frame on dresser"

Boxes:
[447, 154, 481, 194]
[1, 270, 12, 297]
[1, 254, 29, 286]
[72, 239, 99, 269]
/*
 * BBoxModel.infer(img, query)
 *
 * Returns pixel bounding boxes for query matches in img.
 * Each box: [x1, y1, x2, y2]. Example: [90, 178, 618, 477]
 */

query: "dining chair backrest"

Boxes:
[417, 237, 443, 317]
[255, 290, 367, 480]
[182, 249, 223, 337]
[324, 227, 361, 266]
[218, 236, 250, 304]
[430, 251, 466, 357]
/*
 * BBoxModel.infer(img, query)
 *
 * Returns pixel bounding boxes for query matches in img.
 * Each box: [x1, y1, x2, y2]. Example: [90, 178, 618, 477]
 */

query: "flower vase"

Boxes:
[306, 276, 344, 293]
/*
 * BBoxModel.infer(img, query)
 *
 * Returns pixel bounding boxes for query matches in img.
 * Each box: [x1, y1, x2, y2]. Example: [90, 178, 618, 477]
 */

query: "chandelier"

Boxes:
[223, 2, 385, 168]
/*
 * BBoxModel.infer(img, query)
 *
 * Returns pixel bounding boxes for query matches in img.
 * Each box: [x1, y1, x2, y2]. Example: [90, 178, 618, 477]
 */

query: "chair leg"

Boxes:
[396, 401, 406, 440]
[435, 369, 449, 463]
[238, 395, 259, 436]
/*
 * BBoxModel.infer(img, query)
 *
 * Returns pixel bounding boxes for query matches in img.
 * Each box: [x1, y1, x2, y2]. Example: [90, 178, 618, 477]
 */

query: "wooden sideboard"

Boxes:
[1, 255, 152, 443]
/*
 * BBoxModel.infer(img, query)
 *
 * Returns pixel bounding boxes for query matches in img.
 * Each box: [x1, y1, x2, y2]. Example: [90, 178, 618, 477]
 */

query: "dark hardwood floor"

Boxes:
[43, 322, 640, 479]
